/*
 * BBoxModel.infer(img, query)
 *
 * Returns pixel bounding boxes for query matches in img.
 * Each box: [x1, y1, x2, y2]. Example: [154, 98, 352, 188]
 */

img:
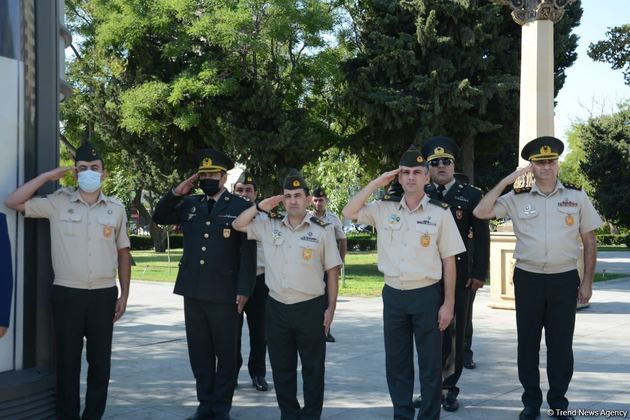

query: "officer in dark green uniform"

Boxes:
[415, 136, 490, 412]
[152, 149, 256, 420]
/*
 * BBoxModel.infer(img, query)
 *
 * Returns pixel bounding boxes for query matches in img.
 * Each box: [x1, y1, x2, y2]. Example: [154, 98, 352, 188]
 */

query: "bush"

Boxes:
[596, 234, 627, 246]
[347, 233, 377, 251]
[129, 234, 183, 250]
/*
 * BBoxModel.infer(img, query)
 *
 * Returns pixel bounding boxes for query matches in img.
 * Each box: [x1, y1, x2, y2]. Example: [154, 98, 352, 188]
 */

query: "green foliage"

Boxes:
[588, 24, 630, 85]
[579, 102, 630, 228]
[559, 122, 592, 196]
[130, 234, 183, 250]
[346, 233, 377, 251]
[339, 0, 581, 189]
[596, 234, 628, 247]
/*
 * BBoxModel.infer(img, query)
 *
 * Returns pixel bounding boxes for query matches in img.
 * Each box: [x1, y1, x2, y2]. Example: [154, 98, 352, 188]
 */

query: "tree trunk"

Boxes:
[460, 134, 475, 184]
[132, 188, 167, 252]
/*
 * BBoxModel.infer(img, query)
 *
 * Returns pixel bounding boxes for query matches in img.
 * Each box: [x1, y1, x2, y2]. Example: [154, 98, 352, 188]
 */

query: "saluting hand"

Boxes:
[258, 195, 284, 212]
[236, 294, 248, 314]
[372, 168, 401, 188]
[174, 174, 200, 196]
[45, 166, 75, 182]
[504, 164, 533, 185]
[437, 303, 453, 331]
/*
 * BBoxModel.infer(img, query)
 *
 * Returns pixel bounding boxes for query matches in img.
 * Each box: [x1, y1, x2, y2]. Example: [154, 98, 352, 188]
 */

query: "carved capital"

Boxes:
[491, 0, 576, 25]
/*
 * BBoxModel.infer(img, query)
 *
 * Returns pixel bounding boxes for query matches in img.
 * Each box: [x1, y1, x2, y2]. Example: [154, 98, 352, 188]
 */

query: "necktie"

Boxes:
[437, 185, 446, 200]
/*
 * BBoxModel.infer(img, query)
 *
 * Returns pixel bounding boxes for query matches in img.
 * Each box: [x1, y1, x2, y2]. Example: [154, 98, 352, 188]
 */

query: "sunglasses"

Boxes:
[429, 158, 453, 167]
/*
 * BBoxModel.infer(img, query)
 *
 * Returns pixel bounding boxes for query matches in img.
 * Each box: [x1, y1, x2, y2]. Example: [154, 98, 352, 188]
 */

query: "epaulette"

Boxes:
[55, 187, 75, 196]
[381, 194, 402, 202]
[562, 182, 582, 191]
[513, 186, 532, 194]
[461, 183, 482, 192]
[310, 216, 330, 228]
[268, 209, 284, 220]
[429, 198, 449, 210]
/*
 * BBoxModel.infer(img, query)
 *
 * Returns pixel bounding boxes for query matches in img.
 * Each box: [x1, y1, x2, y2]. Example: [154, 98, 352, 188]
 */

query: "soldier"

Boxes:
[152, 149, 256, 420]
[233, 169, 342, 420]
[343, 146, 466, 420]
[233, 171, 270, 392]
[412, 137, 490, 411]
[4, 142, 131, 419]
[473, 136, 602, 420]
[311, 187, 347, 343]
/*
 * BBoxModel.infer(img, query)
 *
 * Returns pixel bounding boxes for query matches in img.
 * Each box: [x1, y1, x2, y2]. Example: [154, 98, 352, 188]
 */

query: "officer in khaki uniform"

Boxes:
[152, 150, 256, 420]
[233, 170, 342, 420]
[311, 187, 347, 343]
[4, 142, 131, 420]
[233, 171, 270, 392]
[414, 136, 490, 412]
[343, 146, 466, 420]
[474, 136, 602, 420]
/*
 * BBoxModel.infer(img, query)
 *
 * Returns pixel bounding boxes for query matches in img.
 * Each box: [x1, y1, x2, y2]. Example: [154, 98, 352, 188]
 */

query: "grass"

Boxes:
[131, 249, 628, 295]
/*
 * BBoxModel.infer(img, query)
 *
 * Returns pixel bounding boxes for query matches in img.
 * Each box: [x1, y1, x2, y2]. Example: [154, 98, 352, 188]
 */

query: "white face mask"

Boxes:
[77, 170, 102, 193]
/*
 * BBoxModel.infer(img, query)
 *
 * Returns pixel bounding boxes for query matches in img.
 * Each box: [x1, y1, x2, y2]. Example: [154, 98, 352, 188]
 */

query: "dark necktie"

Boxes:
[437, 185, 446, 200]
[207, 198, 216, 213]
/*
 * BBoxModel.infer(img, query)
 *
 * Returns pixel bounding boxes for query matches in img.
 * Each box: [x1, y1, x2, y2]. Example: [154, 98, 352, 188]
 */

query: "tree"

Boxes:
[588, 24, 630, 85]
[339, 0, 581, 189]
[62, 0, 344, 249]
[558, 122, 592, 196]
[578, 102, 630, 228]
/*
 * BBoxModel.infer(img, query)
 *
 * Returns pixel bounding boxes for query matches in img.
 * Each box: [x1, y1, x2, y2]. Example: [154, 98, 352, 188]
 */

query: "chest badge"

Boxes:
[421, 234, 430, 247]
[103, 226, 113, 238]
[302, 248, 313, 261]
[565, 214, 574, 226]
[455, 209, 463, 220]
[223, 228, 231, 238]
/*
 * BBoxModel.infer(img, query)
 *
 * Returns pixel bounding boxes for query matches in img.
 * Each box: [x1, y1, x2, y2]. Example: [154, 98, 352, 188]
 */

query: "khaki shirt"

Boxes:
[24, 187, 130, 289]
[357, 194, 466, 290]
[494, 181, 602, 274]
[255, 212, 268, 275]
[311, 210, 346, 240]
[247, 213, 342, 304]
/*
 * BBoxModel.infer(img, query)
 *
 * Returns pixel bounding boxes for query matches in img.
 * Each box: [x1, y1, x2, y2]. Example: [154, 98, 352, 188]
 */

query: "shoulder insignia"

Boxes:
[55, 187, 75, 195]
[268, 210, 284, 220]
[429, 198, 449, 210]
[381, 194, 402, 202]
[513, 186, 532, 194]
[106, 196, 125, 208]
[562, 182, 582, 191]
[310, 216, 330, 228]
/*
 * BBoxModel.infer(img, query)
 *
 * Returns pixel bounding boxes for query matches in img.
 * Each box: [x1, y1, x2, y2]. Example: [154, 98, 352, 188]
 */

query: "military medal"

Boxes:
[455, 209, 463, 220]
[103, 226, 113, 238]
[223, 228, 231, 238]
[302, 248, 312, 261]
[565, 214, 574, 226]
[421, 234, 430, 247]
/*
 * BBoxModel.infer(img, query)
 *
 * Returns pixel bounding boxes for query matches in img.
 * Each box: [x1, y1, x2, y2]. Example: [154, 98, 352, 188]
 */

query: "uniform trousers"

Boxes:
[266, 295, 326, 420]
[463, 289, 476, 361]
[382, 283, 442, 420]
[237, 273, 269, 379]
[52, 285, 117, 420]
[513, 268, 579, 411]
[184, 298, 239, 420]
[441, 269, 472, 397]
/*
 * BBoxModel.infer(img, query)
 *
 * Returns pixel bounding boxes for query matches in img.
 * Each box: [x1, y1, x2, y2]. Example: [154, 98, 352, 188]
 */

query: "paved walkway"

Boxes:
[87, 274, 630, 420]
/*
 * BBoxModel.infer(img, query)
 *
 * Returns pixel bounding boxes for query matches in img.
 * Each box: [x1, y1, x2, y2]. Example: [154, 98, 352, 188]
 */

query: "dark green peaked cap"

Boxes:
[399, 145, 425, 167]
[283, 169, 308, 191]
[75, 141, 101, 162]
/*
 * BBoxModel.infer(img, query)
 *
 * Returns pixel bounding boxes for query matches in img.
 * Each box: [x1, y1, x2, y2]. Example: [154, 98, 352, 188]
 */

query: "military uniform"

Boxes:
[357, 146, 466, 420]
[152, 150, 256, 420]
[492, 137, 603, 417]
[422, 137, 490, 405]
[234, 171, 270, 390]
[246, 171, 342, 420]
[0, 213, 13, 331]
[24, 149, 130, 420]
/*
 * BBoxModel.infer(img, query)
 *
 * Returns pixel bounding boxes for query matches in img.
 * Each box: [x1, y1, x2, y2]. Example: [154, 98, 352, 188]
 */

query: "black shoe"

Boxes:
[442, 393, 460, 412]
[463, 357, 476, 369]
[518, 407, 540, 420]
[186, 410, 213, 420]
[252, 376, 269, 391]
[413, 395, 422, 408]
[325, 332, 336, 343]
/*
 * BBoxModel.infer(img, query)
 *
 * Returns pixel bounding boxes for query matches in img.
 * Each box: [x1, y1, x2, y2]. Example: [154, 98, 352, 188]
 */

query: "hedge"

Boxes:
[596, 234, 629, 246]
[129, 234, 183, 251]
[347, 233, 377, 251]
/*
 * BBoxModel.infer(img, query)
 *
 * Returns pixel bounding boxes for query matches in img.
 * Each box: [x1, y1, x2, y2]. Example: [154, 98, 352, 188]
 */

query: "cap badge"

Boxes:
[416, 156, 423, 163]
[434, 146, 444, 154]
[540, 145, 551, 154]
[247, 176, 253, 182]
[202, 157, 212, 167]
[292, 180, 300, 187]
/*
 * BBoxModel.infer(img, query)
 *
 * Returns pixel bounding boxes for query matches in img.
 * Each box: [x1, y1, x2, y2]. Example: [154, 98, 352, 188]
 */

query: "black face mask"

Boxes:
[200, 179, 221, 196]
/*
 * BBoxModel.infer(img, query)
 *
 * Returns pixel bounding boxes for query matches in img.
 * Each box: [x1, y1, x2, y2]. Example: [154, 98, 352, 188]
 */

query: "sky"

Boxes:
[554, 0, 629, 146]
